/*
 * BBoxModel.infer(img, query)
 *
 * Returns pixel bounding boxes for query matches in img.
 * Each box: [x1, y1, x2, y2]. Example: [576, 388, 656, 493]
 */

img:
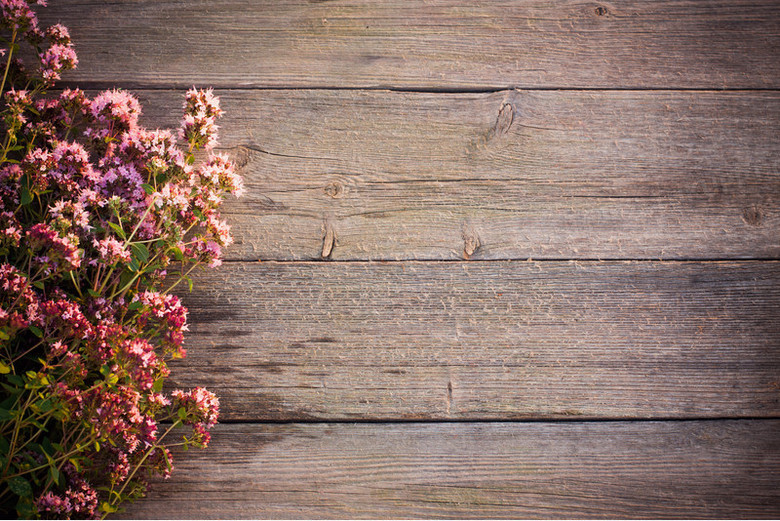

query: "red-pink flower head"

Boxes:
[171, 387, 219, 427]
[38, 24, 77, 83]
[180, 87, 223, 150]
[91, 89, 141, 134]
[92, 236, 131, 265]
[1, 0, 40, 34]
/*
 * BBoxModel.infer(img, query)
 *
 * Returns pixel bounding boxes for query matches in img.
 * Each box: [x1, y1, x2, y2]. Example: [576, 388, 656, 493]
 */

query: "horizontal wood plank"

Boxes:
[44, 1, 780, 89]
[168, 261, 780, 421]
[121, 420, 780, 518]
[130, 89, 780, 261]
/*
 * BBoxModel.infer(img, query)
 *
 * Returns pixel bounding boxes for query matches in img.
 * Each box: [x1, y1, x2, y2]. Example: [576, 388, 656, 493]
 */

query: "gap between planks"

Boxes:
[58, 83, 780, 93]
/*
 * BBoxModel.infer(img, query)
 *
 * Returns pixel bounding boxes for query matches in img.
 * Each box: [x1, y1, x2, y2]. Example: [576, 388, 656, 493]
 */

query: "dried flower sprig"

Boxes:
[0, 1, 241, 518]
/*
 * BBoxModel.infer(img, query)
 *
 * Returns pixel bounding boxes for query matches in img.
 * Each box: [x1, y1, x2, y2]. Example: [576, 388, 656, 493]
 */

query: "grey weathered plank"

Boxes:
[43, 1, 780, 89]
[121, 420, 780, 519]
[167, 261, 780, 421]
[130, 89, 780, 261]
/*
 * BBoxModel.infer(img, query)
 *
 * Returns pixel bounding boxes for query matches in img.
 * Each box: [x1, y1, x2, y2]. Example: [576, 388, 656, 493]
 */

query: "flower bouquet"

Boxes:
[0, 0, 243, 518]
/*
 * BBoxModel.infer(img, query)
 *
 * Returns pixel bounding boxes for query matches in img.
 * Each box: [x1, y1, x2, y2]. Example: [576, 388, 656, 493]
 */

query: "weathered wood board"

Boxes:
[167, 261, 780, 421]
[122, 421, 780, 519]
[43, 1, 780, 89]
[130, 89, 780, 260]
[45, 0, 780, 517]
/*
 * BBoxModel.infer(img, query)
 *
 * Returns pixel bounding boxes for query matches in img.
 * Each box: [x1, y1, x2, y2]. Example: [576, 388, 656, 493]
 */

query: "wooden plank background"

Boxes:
[41, 0, 780, 518]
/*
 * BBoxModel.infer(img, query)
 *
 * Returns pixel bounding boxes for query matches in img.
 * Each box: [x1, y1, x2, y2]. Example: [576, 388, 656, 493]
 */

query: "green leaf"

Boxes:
[101, 501, 118, 514]
[6, 374, 23, 386]
[119, 270, 134, 289]
[28, 326, 43, 338]
[108, 222, 125, 239]
[41, 437, 54, 456]
[0, 408, 12, 420]
[7, 476, 32, 497]
[152, 377, 164, 393]
[32, 280, 44, 290]
[141, 183, 154, 195]
[128, 258, 140, 272]
[184, 275, 193, 293]
[177, 407, 187, 420]
[131, 242, 149, 263]
[48, 465, 60, 486]
[37, 398, 53, 413]
[87, 288, 100, 297]
[0, 361, 10, 374]
[20, 187, 32, 206]
[162, 446, 172, 471]
[127, 301, 142, 311]
[0, 328, 9, 340]
[171, 246, 184, 262]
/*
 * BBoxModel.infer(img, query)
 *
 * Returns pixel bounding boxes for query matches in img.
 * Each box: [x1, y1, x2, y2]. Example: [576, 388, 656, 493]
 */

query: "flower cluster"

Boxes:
[0, 2, 242, 518]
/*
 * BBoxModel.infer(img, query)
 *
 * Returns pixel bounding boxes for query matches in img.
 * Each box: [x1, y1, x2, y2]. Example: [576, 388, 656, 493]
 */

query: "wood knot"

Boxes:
[742, 205, 763, 227]
[493, 103, 515, 137]
[232, 145, 252, 169]
[321, 220, 336, 258]
[324, 181, 346, 198]
[462, 223, 481, 259]
[594, 5, 609, 16]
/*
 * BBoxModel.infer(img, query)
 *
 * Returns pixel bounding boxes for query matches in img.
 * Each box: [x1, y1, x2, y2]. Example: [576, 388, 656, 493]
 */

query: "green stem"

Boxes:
[106, 420, 181, 513]
[162, 261, 201, 295]
[0, 29, 17, 98]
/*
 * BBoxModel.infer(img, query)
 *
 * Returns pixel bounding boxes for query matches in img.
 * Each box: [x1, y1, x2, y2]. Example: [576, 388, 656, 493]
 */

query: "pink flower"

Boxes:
[179, 88, 224, 149]
[35, 491, 73, 517]
[91, 89, 141, 131]
[26, 222, 82, 271]
[1, 0, 40, 33]
[198, 152, 244, 196]
[171, 387, 219, 427]
[92, 236, 131, 264]
[39, 42, 77, 82]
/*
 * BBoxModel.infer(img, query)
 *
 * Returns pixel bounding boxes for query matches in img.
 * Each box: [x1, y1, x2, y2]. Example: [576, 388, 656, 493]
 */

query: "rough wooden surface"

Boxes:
[122, 421, 780, 519]
[48, 0, 780, 517]
[129, 89, 780, 260]
[42, 0, 780, 90]
[166, 261, 780, 421]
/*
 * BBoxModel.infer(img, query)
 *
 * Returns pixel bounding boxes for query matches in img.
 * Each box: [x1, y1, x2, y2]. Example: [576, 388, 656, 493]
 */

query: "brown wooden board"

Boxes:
[166, 261, 780, 421]
[128, 89, 780, 261]
[42, 1, 780, 90]
[120, 420, 780, 519]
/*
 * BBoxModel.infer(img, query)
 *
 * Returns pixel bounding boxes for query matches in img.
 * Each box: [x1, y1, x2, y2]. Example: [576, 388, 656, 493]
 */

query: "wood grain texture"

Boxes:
[167, 261, 780, 421]
[121, 421, 780, 519]
[43, 1, 780, 89]
[129, 89, 780, 261]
